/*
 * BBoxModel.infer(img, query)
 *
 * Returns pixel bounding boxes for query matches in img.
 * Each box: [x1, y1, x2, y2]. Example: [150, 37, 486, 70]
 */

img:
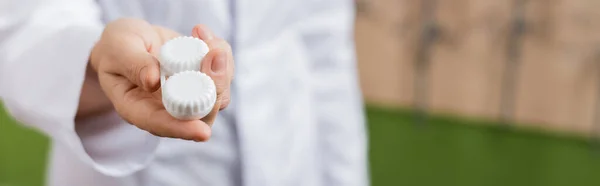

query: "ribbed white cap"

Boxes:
[159, 36, 209, 76]
[162, 71, 217, 120]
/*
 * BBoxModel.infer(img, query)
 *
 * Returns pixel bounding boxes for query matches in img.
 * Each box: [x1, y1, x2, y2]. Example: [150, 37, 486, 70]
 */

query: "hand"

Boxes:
[89, 18, 234, 142]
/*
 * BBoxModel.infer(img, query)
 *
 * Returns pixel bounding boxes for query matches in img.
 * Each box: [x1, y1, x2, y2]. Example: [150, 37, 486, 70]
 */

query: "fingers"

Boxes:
[198, 51, 231, 126]
[192, 24, 234, 110]
[191, 24, 234, 124]
[200, 49, 230, 103]
[196, 49, 230, 125]
[99, 73, 212, 141]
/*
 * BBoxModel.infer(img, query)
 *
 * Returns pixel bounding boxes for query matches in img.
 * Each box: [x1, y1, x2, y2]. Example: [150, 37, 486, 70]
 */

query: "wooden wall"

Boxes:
[355, 0, 600, 135]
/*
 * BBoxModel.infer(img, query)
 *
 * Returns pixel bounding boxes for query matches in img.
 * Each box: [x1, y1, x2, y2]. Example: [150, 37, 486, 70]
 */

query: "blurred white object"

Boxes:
[0, 0, 368, 186]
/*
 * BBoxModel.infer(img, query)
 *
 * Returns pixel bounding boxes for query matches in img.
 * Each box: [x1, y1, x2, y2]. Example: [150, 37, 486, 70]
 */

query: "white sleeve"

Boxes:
[0, 0, 160, 177]
[299, 0, 370, 185]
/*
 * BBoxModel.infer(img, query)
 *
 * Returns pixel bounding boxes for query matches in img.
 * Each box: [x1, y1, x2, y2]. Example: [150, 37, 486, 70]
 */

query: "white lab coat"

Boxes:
[0, 0, 368, 186]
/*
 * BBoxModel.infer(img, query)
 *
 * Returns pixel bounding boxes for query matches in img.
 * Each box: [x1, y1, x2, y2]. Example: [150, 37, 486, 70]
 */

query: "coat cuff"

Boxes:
[73, 111, 160, 177]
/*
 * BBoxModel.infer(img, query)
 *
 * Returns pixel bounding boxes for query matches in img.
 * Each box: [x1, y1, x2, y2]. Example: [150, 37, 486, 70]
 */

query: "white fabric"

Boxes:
[0, 0, 368, 186]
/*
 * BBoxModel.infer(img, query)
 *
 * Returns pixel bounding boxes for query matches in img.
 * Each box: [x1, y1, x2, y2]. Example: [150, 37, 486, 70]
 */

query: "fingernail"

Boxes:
[212, 53, 226, 73]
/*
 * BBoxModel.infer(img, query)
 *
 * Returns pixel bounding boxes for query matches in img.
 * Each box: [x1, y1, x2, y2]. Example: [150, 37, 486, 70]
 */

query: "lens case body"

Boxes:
[159, 36, 216, 120]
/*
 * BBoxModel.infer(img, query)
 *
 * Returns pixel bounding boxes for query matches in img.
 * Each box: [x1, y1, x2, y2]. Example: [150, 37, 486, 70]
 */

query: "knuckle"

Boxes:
[221, 95, 231, 103]
[220, 91, 231, 102]
[127, 63, 145, 83]
[220, 99, 230, 110]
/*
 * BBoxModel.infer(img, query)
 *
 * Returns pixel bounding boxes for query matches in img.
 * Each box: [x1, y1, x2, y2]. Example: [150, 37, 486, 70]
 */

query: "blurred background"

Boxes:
[4, 0, 600, 185]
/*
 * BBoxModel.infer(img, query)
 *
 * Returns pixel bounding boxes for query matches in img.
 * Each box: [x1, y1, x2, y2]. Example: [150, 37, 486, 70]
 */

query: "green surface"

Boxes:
[1, 105, 600, 186]
[0, 107, 49, 186]
[368, 106, 600, 186]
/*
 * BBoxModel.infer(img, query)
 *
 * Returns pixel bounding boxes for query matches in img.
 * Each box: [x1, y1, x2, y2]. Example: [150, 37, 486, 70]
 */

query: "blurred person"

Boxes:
[0, 0, 368, 186]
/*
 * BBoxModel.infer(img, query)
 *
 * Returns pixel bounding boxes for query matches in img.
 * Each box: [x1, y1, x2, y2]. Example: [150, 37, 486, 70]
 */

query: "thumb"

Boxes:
[113, 31, 163, 92]
[95, 18, 163, 92]
[118, 50, 161, 92]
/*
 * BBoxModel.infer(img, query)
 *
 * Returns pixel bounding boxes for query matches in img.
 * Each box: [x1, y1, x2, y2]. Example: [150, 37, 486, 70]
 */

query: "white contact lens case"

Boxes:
[159, 36, 216, 120]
